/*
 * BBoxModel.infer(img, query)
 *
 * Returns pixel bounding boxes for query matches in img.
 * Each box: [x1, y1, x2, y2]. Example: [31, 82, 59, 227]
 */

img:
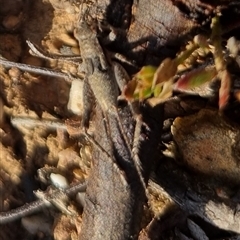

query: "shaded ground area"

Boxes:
[0, 0, 240, 239]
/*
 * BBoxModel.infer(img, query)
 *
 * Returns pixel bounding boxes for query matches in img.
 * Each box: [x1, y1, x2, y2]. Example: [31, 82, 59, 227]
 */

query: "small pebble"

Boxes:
[227, 37, 239, 58]
[76, 192, 85, 208]
[50, 173, 69, 189]
[67, 79, 84, 115]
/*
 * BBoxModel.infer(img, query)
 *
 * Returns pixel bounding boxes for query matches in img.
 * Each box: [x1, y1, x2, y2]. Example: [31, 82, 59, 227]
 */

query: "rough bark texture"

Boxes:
[84, 0, 212, 66]
[152, 156, 240, 235]
[79, 102, 164, 239]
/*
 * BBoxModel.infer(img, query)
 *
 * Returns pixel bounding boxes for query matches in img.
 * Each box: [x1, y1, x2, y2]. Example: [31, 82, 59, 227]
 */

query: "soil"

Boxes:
[0, 0, 240, 239]
[0, 1, 86, 239]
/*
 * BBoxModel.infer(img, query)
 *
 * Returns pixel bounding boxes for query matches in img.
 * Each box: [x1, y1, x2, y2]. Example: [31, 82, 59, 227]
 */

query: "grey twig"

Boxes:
[26, 40, 82, 63]
[0, 57, 82, 82]
[0, 181, 87, 224]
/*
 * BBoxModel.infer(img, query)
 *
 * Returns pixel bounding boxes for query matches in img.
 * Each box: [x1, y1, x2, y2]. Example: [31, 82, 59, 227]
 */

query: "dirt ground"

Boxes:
[0, 0, 240, 239]
[0, 1, 88, 239]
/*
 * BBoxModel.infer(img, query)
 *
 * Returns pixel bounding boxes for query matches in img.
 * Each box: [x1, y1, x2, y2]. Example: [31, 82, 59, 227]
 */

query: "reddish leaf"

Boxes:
[218, 70, 231, 109]
[175, 67, 217, 90]
[122, 78, 138, 101]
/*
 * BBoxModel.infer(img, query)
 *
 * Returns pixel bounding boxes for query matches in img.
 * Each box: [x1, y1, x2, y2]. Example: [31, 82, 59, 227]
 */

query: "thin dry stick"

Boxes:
[11, 117, 67, 130]
[26, 40, 82, 63]
[0, 57, 82, 82]
[0, 181, 87, 224]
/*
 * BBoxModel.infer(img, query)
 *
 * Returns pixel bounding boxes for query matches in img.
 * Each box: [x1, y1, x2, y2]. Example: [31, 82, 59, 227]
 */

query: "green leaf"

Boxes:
[175, 67, 217, 90]
[136, 65, 157, 87]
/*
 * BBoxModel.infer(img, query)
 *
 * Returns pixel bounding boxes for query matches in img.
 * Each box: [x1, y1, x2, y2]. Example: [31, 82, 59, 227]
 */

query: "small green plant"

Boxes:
[122, 13, 232, 109]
